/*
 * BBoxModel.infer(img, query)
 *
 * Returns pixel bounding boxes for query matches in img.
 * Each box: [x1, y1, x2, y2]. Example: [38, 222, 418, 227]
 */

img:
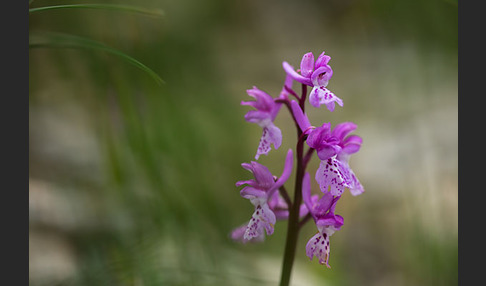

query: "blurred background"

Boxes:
[29, 0, 457, 285]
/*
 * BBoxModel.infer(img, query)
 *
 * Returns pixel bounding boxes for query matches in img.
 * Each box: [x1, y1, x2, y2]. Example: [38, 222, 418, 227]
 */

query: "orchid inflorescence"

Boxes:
[231, 51, 364, 277]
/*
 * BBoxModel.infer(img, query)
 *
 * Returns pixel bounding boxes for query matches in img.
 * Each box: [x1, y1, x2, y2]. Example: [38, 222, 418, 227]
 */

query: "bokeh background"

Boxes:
[29, 0, 458, 285]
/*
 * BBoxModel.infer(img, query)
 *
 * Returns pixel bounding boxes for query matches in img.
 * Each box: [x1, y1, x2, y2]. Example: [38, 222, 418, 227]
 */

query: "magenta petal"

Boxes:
[341, 135, 362, 154]
[274, 209, 289, 220]
[270, 149, 293, 195]
[302, 172, 313, 212]
[240, 186, 267, 199]
[244, 110, 271, 124]
[306, 123, 332, 150]
[311, 66, 333, 87]
[300, 52, 315, 78]
[250, 161, 276, 189]
[279, 73, 294, 99]
[290, 100, 311, 133]
[235, 179, 257, 188]
[315, 51, 331, 68]
[316, 144, 341, 161]
[246, 87, 274, 111]
[332, 122, 357, 141]
[316, 214, 344, 230]
[299, 203, 310, 218]
[282, 61, 313, 86]
[313, 192, 335, 215]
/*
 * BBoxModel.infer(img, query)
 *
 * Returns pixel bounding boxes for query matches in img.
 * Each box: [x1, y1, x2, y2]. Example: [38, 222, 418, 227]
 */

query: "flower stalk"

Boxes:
[279, 113, 305, 286]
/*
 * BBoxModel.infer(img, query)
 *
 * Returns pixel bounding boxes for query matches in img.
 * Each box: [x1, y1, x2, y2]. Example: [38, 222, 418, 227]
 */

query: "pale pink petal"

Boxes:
[255, 123, 282, 160]
[243, 202, 276, 241]
[315, 157, 350, 196]
[305, 231, 331, 268]
[309, 86, 343, 111]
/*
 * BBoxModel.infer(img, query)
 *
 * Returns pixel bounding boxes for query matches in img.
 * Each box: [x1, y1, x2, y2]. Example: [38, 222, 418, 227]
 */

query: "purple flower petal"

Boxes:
[332, 122, 357, 141]
[316, 144, 342, 161]
[300, 52, 315, 78]
[315, 51, 331, 69]
[278, 73, 294, 101]
[269, 149, 293, 195]
[315, 214, 344, 230]
[290, 100, 312, 133]
[282, 61, 313, 86]
[313, 192, 335, 217]
[240, 186, 267, 199]
[306, 123, 332, 149]
[244, 86, 274, 112]
[311, 66, 333, 87]
[302, 172, 313, 212]
[235, 179, 257, 188]
[244, 110, 271, 124]
[248, 161, 275, 189]
[341, 135, 362, 154]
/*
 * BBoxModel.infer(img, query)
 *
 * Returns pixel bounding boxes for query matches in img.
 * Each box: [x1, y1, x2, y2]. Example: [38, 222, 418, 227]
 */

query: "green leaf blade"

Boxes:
[29, 32, 165, 85]
[29, 4, 164, 18]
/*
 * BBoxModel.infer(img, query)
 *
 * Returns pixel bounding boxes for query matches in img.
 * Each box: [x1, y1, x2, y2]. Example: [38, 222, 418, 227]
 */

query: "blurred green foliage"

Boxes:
[29, 0, 457, 285]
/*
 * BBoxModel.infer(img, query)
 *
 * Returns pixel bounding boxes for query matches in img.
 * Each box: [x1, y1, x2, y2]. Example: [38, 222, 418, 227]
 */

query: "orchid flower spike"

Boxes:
[233, 149, 294, 242]
[283, 51, 343, 111]
[242, 86, 283, 160]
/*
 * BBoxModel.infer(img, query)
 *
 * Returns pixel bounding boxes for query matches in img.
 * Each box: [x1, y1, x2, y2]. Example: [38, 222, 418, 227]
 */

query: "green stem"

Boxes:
[279, 128, 305, 286]
[279, 84, 310, 286]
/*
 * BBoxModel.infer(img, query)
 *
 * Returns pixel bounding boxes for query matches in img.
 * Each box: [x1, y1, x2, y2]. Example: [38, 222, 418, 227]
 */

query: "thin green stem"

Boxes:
[279, 84, 310, 286]
[279, 126, 305, 286]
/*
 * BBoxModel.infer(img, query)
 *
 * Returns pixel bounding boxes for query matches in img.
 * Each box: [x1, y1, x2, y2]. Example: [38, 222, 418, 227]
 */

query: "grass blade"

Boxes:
[29, 32, 165, 85]
[29, 4, 164, 18]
